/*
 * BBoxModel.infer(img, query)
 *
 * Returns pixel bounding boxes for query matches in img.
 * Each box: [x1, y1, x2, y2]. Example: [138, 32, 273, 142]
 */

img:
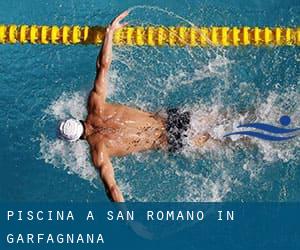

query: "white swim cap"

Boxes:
[58, 118, 84, 142]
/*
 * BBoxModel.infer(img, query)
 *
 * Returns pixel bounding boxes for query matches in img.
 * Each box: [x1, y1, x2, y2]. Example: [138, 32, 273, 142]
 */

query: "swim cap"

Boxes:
[58, 118, 84, 142]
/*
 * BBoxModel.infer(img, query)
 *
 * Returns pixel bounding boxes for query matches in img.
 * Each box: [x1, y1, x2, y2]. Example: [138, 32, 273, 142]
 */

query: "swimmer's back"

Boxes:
[86, 102, 168, 156]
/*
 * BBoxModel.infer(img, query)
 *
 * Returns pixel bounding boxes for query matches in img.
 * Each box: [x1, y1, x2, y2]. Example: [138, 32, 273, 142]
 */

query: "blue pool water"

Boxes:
[0, 0, 299, 202]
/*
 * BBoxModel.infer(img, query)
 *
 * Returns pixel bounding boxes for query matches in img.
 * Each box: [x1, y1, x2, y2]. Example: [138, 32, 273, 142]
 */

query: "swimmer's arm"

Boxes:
[94, 11, 129, 99]
[92, 144, 125, 202]
[93, 30, 112, 99]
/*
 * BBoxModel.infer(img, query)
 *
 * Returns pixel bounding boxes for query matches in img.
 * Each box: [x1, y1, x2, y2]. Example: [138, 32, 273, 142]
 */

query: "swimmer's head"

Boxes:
[57, 118, 84, 142]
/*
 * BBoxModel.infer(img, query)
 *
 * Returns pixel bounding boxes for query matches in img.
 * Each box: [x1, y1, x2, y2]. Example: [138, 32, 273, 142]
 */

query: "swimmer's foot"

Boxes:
[193, 133, 210, 147]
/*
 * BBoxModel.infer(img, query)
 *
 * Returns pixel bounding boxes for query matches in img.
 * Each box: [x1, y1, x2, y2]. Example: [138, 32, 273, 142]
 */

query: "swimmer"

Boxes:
[58, 11, 210, 202]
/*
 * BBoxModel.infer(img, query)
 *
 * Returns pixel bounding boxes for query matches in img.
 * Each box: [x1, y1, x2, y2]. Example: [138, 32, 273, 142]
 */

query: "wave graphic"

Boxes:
[237, 123, 300, 134]
[224, 116, 299, 142]
[224, 131, 297, 141]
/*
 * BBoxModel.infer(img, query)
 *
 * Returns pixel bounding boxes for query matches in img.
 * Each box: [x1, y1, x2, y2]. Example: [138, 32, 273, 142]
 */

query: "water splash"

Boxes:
[37, 6, 300, 202]
[39, 89, 300, 202]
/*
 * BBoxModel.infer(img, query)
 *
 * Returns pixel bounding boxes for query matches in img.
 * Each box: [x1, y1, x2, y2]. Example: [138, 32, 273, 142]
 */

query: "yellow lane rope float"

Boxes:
[0, 24, 299, 46]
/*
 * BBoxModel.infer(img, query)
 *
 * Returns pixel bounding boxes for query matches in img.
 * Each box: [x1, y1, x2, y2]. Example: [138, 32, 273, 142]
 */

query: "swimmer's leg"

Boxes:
[192, 133, 254, 148]
[192, 132, 211, 147]
[190, 107, 258, 148]
[189, 114, 217, 147]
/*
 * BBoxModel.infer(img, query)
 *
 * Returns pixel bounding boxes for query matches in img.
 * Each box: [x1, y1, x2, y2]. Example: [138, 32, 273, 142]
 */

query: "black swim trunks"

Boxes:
[166, 108, 191, 153]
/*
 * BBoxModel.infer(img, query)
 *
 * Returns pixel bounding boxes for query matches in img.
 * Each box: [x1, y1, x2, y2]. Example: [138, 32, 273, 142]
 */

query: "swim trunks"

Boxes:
[166, 108, 191, 153]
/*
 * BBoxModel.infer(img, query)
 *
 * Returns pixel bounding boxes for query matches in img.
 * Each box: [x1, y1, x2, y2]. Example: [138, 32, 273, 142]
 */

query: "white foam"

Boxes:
[181, 89, 300, 163]
[46, 92, 87, 120]
[39, 134, 97, 183]
[38, 71, 300, 203]
[39, 92, 98, 185]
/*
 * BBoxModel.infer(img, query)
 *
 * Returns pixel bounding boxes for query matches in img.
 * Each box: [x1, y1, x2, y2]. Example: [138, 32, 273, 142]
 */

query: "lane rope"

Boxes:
[0, 25, 299, 46]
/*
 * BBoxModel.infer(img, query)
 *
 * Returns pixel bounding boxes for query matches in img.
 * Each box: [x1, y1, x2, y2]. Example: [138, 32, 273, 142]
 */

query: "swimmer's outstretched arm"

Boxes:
[93, 11, 129, 101]
[92, 143, 125, 202]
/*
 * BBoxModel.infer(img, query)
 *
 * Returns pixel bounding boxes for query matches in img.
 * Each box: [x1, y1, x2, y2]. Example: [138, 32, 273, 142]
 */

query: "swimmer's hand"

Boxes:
[107, 10, 129, 33]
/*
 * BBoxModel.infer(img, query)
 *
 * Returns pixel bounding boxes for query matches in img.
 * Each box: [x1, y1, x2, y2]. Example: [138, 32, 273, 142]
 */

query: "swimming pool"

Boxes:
[0, 0, 299, 202]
